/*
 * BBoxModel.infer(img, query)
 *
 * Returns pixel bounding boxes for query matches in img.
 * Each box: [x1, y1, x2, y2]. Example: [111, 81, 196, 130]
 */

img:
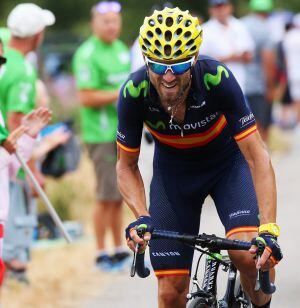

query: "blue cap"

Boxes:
[209, 0, 230, 6]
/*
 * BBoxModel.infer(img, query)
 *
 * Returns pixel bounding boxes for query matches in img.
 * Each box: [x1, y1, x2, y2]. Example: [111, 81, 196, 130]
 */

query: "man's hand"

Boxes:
[250, 233, 283, 270]
[2, 126, 27, 154]
[125, 216, 154, 253]
[22, 107, 52, 138]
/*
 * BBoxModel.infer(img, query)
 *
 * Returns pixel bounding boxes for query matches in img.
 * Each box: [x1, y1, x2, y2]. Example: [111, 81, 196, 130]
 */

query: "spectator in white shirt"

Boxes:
[242, 0, 276, 141]
[200, 0, 254, 91]
[283, 13, 300, 128]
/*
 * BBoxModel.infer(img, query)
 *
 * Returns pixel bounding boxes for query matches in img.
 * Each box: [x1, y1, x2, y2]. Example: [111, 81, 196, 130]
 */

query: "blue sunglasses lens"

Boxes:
[148, 62, 168, 75]
[172, 62, 192, 75]
[148, 60, 192, 75]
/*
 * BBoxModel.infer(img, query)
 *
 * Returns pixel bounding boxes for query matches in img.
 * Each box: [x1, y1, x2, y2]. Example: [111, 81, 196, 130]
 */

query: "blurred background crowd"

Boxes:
[0, 0, 300, 306]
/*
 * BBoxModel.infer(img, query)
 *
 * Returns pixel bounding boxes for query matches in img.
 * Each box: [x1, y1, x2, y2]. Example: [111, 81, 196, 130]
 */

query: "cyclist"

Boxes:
[116, 7, 282, 308]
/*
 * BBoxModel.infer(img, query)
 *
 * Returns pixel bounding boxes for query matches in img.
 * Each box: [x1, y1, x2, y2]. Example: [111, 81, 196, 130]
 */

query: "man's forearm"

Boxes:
[261, 49, 276, 95]
[117, 163, 148, 218]
[78, 89, 119, 108]
[250, 159, 277, 224]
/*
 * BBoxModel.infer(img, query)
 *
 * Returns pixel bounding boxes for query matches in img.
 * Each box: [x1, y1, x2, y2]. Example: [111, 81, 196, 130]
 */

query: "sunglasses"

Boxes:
[0, 56, 6, 67]
[145, 57, 195, 75]
[94, 1, 121, 14]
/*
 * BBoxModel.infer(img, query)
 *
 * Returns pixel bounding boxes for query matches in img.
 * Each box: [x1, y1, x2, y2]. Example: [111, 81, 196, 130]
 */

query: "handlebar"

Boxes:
[152, 230, 252, 251]
[132, 229, 275, 295]
[135, 251, 150, 278]
[259, 270, 276, 294]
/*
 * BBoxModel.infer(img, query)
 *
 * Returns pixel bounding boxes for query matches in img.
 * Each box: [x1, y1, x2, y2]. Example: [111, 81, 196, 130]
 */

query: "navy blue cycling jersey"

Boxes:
[117, 56, 257, 161]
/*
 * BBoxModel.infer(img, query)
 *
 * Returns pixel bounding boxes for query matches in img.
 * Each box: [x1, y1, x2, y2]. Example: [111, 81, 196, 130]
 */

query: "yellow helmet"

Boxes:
[139, 7, 203, 62]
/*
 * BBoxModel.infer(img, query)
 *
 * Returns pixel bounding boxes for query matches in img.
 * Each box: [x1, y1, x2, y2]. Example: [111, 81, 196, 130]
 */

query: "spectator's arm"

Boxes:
[78, 89, 119, 108]
[7, 112, 24, 131]
[261, 49, 276, 102]
[219, 52, 253, 64]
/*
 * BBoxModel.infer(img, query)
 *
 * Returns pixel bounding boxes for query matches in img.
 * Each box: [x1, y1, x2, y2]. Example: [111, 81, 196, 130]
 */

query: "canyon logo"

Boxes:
[239, 113, 255, 128]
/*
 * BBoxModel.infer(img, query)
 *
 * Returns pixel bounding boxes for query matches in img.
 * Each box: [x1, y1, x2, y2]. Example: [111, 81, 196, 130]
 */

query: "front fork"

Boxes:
[187, 252, 221, 306]
[219, 262, 250, 308]
[218, 263, 238, 307]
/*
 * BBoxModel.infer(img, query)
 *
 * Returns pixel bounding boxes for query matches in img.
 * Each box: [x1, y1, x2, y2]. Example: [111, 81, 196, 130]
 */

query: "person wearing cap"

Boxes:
[0, 3, 55, 279]
[242, 0, 276, 142]
[282, 13, 300, 131]
[200, 0, 255, 92]
[72, 1, 130, 271]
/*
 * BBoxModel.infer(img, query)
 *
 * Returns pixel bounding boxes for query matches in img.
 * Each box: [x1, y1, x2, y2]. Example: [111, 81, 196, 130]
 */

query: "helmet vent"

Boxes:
[165, 30, 172, 42]
[184, 31, 191, 38]
[185, 20, 192, 27]
[175, 40, 182, 47]
[190, 46, 197, 52]
[174, 50, 182, 57]
[141, 45, 147, 52]
[157, 15, 163, 24]
[147, 31, 154, 38]
[177, 15, 183, 24]
[155, 40, 162, 48]
[154, 49, 162, 57]
[176, 28, 182, 36]
[166, 17, 174, 27]
[149, 19, 155, 27]
[186, 39, 195, 46]
[164, 45, 171, 56]
[155, 28, 162, 36]
[144, 38, 151, 47]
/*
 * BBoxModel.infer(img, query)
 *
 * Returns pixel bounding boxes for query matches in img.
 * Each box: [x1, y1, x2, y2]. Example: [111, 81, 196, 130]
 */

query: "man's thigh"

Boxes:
[86, 142, 121, 201]
[149, 166, 204, 277]
[211, 151, 259, 238]
[227, 231, 257, 276]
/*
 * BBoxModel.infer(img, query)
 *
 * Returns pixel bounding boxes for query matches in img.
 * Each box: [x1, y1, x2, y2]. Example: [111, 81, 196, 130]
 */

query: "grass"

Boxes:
[37, 150, 95, 222]
[1, 240, 116, 308]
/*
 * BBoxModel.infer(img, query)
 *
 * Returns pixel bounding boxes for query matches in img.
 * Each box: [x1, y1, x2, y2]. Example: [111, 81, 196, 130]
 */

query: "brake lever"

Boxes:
[130, 227, 146, 277]
[130, 243, 139, 277]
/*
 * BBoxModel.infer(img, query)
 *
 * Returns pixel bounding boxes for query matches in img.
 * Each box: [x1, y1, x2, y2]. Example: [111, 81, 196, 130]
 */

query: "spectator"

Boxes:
[0, 3, 55, 281]
[72, 1, 130, 271]
[283, 13, 300, 130]
[0, 105, 51, 287]
[275, 13, 295, 129]
[200, 0, 254, 91]
[242, 0, 276, 141]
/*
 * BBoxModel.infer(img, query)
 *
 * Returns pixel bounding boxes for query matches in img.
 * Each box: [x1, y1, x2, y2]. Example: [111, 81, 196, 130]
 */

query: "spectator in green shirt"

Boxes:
[0, 3, 55, 279]
[73, 1, 131, 271]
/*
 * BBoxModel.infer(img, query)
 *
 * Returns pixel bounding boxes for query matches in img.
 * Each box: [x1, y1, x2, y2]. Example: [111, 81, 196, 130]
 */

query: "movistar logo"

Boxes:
[204, 65, 229, 91]
[145, 120, 166, 130]
[123, 80, 149, 98]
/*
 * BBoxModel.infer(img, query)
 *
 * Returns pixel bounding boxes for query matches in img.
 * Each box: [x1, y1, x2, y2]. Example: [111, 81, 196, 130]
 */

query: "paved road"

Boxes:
[83, 134, 300, 308]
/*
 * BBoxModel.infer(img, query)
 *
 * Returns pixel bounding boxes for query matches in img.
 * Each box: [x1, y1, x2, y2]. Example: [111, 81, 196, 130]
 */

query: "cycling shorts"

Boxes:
[149, 150, 259, 277]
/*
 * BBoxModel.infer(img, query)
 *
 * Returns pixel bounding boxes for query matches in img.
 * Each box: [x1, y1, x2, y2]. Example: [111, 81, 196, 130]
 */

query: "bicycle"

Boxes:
[130, 229, 276, 308]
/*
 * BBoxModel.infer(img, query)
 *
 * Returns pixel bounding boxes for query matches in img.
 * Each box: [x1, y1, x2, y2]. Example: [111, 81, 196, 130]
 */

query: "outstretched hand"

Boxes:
[22, 107, 52, 138]
[2, 125, 27, 154]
